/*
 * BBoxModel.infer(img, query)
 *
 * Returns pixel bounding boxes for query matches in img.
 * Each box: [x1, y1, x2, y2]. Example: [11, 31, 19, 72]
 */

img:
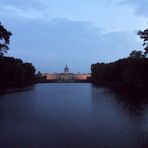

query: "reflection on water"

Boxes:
[0, 83, 148, 148]
[91, 85, 148, 148]
[0, 85, 35, 95]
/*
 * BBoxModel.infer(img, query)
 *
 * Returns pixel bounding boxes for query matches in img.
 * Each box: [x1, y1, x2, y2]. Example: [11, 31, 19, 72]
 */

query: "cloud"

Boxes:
[0, 0, 147, 33]
[5, 18, 141, 72]
[0, 5, 49, 20]
[0, 0, 48, 9]
[121, 0, 148, 17]
[0, 0, 50, 20]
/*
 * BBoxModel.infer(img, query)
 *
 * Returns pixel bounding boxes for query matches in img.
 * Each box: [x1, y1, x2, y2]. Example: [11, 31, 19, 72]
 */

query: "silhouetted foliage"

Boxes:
[138, 28, 148, 55]
[0, 56, 36, 91]
[129, 50, 145, 59]
[0, 22, 12, 56]
[91, 51, 148, 90]
[34, 71, 48, 82]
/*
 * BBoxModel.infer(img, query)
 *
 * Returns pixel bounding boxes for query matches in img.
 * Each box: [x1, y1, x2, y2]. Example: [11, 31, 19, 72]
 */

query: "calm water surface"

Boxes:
[0, 83, 148, 148]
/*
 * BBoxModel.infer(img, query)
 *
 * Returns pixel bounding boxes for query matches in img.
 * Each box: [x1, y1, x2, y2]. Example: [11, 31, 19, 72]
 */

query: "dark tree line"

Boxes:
[0, 56, 36, 90]
[0, 22, 36, 92]
[91, 54, 148, 88]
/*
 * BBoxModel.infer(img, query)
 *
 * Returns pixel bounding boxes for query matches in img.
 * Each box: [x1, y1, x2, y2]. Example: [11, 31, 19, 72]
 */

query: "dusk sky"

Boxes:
[0, 0, 148, 73]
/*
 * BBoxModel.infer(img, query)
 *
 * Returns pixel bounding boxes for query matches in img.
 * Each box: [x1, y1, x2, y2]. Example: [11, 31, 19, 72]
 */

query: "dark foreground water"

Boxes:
[0, 83, 148, 148]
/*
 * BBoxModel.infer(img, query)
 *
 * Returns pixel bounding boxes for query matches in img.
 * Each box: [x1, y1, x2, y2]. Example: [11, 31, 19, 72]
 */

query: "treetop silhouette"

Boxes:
[0, 22, 12, 56]
[138, 28, 148, 55]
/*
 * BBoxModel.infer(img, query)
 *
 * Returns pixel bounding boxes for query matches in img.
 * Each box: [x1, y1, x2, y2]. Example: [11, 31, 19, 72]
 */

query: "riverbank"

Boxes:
[36, 79, 92, 83]
[0, 83, 35, 95]
[92, 81, 148, 101]
[91, 57, 148, 97]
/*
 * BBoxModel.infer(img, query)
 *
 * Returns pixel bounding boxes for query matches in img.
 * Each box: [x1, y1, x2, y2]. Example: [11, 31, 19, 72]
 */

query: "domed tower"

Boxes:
[64, 65, 69, 74]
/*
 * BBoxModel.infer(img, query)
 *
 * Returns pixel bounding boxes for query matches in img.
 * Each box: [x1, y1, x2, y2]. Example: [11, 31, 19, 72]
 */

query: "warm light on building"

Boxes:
[42, 65, 91, 81]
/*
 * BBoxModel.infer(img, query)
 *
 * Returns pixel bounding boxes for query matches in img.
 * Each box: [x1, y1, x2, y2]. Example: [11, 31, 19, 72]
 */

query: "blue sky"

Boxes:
[0, 0, 147, 73]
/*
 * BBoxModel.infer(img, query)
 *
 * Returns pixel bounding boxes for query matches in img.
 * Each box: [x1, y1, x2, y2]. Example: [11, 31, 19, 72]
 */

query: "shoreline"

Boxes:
[0, 83, 35, 95]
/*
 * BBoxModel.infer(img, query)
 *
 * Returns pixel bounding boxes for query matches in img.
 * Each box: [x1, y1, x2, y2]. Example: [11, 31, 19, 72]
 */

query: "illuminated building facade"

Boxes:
[42, 65, 91, 81]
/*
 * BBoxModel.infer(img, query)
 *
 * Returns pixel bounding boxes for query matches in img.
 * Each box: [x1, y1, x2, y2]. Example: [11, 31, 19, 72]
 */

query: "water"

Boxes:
[0, 83, 148, 148]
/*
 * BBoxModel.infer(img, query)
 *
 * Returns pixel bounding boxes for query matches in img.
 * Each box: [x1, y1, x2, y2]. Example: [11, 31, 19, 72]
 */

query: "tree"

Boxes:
[0, 22, 12, 56]
[129, 50, 145, 59]
[137, 28, 148, 55]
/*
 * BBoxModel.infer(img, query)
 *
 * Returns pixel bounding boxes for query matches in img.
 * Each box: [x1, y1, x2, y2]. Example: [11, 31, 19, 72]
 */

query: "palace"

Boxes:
[42, 65, 91, 81]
